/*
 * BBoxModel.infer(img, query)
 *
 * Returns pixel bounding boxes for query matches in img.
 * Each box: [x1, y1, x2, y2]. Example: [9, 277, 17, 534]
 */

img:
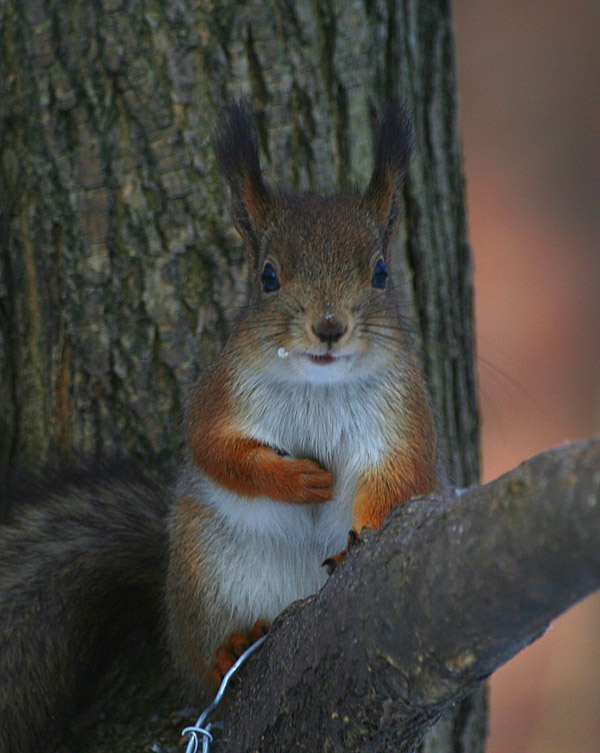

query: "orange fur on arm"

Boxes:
[323, 433, 436, 573]
[188, 372, 332, 504]
[352, 448, 436, 532]
[194, 433, 332, 504]
[352, 381, 437, 532]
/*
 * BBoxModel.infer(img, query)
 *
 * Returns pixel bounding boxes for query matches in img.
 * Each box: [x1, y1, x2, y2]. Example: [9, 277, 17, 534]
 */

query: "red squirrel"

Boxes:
[0, 102, 437, 751]
[166, 101, 437, 691]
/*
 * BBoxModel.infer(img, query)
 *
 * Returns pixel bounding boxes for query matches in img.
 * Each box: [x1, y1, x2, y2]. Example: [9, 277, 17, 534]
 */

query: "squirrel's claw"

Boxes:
[322, 530, 360, 574]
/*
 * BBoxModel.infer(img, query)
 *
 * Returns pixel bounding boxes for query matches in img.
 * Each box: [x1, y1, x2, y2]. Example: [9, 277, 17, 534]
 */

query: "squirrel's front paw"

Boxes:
[322, 530, 360, 574]
[259, 449, 333, 504]
[283, 457, 334, 504]
[210, 619, 269, 686]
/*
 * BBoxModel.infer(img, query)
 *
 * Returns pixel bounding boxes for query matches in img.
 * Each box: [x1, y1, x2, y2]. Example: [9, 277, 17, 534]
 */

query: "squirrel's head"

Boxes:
[214, 102, 413, 385]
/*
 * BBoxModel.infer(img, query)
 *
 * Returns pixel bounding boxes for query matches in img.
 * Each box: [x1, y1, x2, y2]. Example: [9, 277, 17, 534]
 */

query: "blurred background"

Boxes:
[454, 0, 600, 751]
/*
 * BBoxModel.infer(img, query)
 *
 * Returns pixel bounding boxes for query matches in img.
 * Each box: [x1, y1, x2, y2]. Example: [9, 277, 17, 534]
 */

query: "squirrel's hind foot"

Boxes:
[210, 619, 269, 685]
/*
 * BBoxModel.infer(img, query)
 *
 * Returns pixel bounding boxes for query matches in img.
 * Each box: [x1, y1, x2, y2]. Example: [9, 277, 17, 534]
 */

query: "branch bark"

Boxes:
[211, 436, 600, 753]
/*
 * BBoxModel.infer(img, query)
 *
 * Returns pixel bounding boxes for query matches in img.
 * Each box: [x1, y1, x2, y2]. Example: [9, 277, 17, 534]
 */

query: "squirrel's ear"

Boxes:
[214, 102, 272, 259]
[362, 102, 412, 246]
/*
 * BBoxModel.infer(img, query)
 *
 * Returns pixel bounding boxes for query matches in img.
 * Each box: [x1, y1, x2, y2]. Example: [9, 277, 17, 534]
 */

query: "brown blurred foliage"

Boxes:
[455, 0, 600, 750]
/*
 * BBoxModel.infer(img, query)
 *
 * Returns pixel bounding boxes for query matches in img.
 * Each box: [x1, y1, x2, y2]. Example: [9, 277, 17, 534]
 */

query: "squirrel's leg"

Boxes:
[166, 498, 269, 694]
[166, 497, 219, 694]
[324, 447, 436, 573]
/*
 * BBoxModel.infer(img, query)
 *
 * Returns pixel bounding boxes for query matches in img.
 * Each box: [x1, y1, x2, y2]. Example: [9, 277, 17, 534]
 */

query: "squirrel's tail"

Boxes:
[0, 462, 169, 753]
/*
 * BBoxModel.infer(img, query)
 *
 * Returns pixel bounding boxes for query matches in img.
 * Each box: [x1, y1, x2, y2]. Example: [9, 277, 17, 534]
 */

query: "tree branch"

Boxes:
[214, 436, 600, 752]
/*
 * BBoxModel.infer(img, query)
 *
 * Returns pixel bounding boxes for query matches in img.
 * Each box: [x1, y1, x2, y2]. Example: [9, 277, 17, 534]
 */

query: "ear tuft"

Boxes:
[363, 101, 413, 244]
[214, 102, 272, 256]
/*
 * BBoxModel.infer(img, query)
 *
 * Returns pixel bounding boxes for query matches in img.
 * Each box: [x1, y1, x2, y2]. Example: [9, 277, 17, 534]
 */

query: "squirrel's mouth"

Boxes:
[277, 348, 348, 366]
[291, 351, 355, 382]
[308, 353, 335, 365]
[305, 352, 353, 366]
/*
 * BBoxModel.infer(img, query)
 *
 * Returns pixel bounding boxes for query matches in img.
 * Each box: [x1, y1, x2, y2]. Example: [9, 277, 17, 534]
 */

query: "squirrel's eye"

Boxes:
[372, 258, 388, 289]
[261, 262, 280, 293]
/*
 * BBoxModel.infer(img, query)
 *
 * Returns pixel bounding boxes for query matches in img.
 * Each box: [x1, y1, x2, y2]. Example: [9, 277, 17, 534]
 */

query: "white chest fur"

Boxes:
[185, 376, 389, 628]
[241, 376, 387, 475]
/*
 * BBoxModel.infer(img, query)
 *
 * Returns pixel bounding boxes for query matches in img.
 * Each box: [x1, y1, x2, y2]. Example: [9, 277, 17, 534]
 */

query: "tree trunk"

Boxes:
[0, 0, 481, 750]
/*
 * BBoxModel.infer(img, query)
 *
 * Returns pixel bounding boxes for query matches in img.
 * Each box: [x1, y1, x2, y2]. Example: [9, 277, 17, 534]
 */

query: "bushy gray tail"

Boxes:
[0, 463, 169, 753]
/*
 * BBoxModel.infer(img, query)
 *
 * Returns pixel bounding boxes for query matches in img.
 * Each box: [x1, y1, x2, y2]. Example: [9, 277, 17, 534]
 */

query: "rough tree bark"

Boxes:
[0, 0, 481, 751]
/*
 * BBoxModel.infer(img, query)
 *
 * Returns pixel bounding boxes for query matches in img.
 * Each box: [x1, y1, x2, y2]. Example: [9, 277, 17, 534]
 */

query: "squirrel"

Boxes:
[0, 102, 437, 752]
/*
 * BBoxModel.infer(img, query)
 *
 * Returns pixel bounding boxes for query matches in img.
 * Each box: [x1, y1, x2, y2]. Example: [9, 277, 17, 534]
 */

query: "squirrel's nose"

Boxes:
[312, 316, 347, 346]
